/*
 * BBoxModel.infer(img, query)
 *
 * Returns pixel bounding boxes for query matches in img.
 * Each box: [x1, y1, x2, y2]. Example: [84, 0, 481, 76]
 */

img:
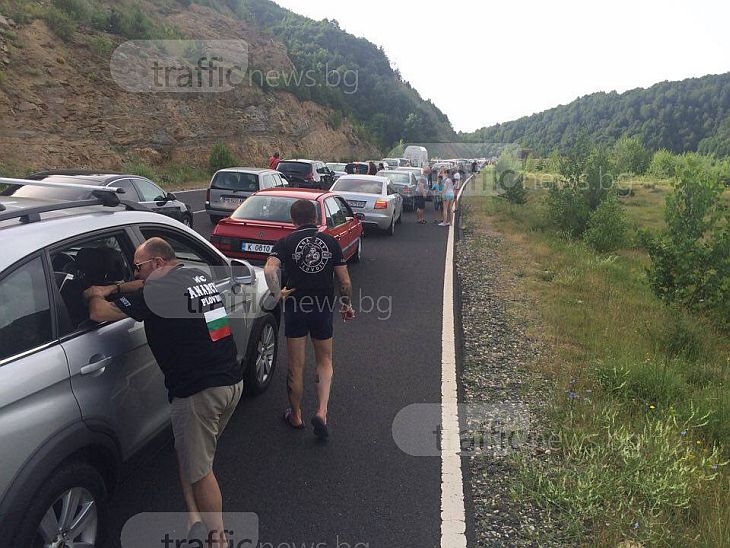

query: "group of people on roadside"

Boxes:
[414, 167, 460, 226]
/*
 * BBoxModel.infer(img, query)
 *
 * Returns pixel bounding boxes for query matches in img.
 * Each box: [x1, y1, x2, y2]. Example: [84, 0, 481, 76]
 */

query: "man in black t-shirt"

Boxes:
[264, 199, 353, 440]
[84, 237, 241, 546]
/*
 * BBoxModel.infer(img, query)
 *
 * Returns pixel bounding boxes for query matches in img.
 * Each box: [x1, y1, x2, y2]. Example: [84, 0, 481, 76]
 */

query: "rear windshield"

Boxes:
[332, 179, 383, 194]
[379, 171, 410, 185]
[277, 162, 311, 175]
[211, 171, 260, 191]
[230, 196, 320, 223]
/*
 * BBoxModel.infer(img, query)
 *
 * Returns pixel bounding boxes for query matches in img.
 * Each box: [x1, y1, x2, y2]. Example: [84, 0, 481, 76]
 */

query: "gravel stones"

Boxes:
[456, 220, 564, 546]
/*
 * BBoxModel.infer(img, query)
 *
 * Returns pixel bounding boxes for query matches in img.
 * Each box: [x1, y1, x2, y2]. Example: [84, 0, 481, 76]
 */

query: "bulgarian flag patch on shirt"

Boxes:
[204, 305, 232, 341]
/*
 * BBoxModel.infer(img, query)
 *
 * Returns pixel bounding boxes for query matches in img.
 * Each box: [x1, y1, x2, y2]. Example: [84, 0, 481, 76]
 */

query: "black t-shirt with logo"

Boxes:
[114, 265, 241, 401]
[270, 225, 345, 305]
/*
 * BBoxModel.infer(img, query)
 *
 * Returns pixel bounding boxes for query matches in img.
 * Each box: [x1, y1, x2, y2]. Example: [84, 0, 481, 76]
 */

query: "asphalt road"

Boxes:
[105, 190, 452, 548]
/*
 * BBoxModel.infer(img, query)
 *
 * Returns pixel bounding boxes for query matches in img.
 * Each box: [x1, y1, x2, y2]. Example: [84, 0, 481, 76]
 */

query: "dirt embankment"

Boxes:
[0, 4, 379, 174]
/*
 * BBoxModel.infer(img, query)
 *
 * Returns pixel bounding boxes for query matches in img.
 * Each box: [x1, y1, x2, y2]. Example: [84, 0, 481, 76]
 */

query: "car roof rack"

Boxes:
[0, 177, 149, 224]
[27, 169, 124, 179]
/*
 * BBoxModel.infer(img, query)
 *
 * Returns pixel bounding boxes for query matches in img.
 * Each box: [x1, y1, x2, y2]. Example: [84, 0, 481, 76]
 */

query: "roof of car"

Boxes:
[0, 201, 186, 269]
[254, 187, 329, 199]
[279, 159, 317, 164]
[333, 174, 390, 184]
[215, 167, 276, 175]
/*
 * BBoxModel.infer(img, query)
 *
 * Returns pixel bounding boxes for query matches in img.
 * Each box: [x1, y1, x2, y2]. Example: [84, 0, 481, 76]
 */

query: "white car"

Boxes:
[329, 174, 403, 235]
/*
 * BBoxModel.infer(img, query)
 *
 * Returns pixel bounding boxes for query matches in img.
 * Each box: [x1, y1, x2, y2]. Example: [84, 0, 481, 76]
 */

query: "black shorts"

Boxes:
[415, 196, 426, 210]
[283, 297, 334, 340]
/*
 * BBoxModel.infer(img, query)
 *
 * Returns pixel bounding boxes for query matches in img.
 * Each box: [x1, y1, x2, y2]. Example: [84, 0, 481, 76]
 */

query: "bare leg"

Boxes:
[192, 471, 227, 548]
[177, 454, 201, 529]
[286, 336, 307, 425]
[311, 337, 334, 422]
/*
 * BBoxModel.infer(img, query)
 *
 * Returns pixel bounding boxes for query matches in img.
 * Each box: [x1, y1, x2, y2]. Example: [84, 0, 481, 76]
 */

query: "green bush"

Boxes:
[208, 143, 238, 174]
[583, 194, 628, 253]
[648, 149, 679, 179]
[645, 155, 730, 328]
[42, 6, 76, 41]
[89, 35, 113, 56]
[546, 183, 591, 238]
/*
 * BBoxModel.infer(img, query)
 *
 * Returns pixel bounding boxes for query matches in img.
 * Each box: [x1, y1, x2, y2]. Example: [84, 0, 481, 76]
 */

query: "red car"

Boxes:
[210, 187, 364, 264]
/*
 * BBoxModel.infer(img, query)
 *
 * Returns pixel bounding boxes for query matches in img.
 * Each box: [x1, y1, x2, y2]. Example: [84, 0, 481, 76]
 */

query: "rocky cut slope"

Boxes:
[0, 3, 380, 173]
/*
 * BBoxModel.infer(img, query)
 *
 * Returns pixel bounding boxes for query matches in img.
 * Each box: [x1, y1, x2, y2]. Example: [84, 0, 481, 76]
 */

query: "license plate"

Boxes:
[241, 242, 273, 253]
[221, 197, 245, 204]
[347, 200, 366, 208]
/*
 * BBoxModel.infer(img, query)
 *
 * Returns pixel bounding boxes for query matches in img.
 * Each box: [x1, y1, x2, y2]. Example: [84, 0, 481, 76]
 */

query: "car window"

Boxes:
[0, 256, 52, 361]
[50, 233, 134, 331]
[261, 174, 274, 189]
[211, 171, 259, 192]
[324, 197, 347, 227]
[109, 178, 141, 200]
[272, 173, 286, 187]
[334, 196, 355, 217]
[331, 179, 383, 194]
[277, 162, 311, 175]
[387, 185, 399, 195]
[140, 227, 226, 281]
[230, 196, 320, 224]
[133, 178, 166, 202]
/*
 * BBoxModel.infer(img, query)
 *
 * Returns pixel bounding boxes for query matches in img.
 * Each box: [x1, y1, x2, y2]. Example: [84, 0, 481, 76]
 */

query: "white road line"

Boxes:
[441, 220, 467, 548]
[193, 210, 206, 214]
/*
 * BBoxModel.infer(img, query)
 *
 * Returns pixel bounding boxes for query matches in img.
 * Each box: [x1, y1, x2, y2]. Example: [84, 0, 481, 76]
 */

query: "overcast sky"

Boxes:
[271, 0, 730, 133]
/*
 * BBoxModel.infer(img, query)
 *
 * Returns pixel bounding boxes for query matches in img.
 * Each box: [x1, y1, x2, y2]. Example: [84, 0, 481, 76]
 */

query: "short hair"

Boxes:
[290, 199, 316, 225]
[141, 237, 176, 261]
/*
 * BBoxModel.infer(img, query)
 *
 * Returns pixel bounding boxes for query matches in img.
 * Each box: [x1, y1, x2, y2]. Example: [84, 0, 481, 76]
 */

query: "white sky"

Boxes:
[271, 0, 730, 133]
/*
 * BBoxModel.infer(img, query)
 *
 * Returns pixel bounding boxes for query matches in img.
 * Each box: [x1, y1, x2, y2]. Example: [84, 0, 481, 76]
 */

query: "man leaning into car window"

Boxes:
[83, 237, 242, 547]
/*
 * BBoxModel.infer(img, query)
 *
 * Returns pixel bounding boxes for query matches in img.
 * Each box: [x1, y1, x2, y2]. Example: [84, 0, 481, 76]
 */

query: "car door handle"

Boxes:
[81, 355, 113, 375]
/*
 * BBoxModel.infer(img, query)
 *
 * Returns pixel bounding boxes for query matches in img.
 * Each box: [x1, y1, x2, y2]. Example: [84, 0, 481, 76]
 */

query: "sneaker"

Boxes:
[438, 222, 447, 226]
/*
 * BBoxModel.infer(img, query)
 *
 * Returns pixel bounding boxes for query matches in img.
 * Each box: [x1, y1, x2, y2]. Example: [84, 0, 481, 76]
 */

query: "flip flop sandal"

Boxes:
[311, 415, 329, 440]
[283, 407, 305, 429]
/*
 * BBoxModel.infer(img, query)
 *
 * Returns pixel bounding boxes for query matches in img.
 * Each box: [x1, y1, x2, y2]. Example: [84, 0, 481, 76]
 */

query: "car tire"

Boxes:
[386, 216, 396, 236]
[15, 460, 108, 548]
[244, 313, 278, 396]
[396, 209, 402, 224]
[350, 237, 362, 263]
[209, 215, 222, 225]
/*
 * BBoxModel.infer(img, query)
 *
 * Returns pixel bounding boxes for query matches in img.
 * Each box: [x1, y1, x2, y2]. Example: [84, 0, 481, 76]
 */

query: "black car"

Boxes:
[2, 170, 194, 227]
[276, 159, 335, 190]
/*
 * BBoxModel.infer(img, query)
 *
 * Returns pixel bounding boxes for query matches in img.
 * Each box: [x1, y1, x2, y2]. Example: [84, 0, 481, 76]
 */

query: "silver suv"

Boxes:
[0, 178, 280, 546]
[205, 167, 287, 224]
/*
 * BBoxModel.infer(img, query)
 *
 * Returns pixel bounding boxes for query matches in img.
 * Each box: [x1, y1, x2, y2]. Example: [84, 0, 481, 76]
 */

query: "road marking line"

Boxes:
[441, 221, 467, 548]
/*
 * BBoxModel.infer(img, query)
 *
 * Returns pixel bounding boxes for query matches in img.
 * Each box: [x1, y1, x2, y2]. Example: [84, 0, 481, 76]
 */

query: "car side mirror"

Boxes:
[230, 258, 256, 285]
[166, 192, 177, 201]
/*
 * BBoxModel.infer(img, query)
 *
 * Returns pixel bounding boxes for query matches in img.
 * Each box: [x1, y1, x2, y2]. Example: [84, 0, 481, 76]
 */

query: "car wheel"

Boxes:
[386, 215, 396, 236]
[209, 215, 221, 225]
[245, 313, 278, 396]
[396, 208, 402, 224]
[350, 237, 362, 263]
[15, 460, 108, 548]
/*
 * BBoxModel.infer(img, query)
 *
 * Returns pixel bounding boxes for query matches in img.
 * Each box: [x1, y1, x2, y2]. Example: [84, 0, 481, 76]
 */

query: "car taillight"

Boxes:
[374, 199, 388, 209]
[210, 235, 233, 251]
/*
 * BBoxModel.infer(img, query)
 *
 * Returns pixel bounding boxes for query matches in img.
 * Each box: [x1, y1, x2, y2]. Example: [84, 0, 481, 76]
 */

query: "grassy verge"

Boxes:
[462, 172, 729, 546]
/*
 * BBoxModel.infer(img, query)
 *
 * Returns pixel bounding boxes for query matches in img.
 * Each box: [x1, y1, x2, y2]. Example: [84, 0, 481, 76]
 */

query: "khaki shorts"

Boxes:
[170, 381, 243, 484]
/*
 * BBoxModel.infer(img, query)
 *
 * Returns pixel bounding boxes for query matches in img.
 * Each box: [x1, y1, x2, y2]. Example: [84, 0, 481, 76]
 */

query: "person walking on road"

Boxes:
[415, 168, 429, 224]
[264, 199, 354, 440]
[84, 237, 242, 547]
[440, 170, 456, 226]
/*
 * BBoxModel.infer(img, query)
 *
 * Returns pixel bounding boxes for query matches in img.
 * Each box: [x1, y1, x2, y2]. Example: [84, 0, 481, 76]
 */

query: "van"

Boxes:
[205, 167, 287, 224]
[403, 146, 429, 168]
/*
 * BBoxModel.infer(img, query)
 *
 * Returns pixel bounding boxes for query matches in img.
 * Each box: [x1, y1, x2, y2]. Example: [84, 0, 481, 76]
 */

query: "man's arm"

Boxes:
[334, 265, 354, 320]
[263, 256, 295, 302]
[83, 285, 130, 323]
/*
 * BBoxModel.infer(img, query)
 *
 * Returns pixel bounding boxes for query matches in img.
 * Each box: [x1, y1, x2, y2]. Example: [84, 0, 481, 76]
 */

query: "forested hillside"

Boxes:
[466, 73, 730, 156]
[192, 0, 456, 149]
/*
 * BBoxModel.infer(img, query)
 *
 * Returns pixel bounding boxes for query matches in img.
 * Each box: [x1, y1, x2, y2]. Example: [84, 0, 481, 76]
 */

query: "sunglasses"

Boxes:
[133, 257, 158, 272]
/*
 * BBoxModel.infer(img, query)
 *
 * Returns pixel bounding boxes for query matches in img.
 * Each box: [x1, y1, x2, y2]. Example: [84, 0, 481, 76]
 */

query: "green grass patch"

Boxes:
[463, 179, 730, 545]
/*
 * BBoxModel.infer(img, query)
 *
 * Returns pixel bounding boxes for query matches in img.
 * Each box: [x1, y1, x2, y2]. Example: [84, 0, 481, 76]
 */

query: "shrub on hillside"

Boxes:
[208, 143, 238, 174]
[584, 194, 628, 253]
[43, 7, 76, 41]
